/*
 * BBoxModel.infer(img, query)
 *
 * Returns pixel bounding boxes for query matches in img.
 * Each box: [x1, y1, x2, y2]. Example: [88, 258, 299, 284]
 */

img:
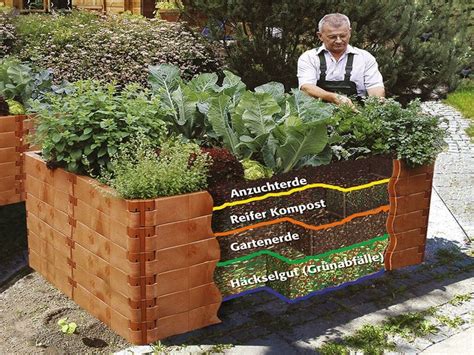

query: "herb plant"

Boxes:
[31, 80, 168, 174]
[99, 135, 211, 199]
[332, 97, 447, 167]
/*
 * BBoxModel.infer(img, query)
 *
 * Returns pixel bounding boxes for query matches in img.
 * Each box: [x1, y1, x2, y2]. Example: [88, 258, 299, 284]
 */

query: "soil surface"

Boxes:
[0, 272, 130, 354]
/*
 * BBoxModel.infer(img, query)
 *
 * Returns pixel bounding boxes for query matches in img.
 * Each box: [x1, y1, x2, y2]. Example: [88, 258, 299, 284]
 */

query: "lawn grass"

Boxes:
[444, 79, 474, 139]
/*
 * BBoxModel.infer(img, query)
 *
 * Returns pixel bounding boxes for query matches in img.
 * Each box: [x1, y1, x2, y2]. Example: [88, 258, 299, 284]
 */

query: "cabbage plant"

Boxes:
[149, 64, 335, 174]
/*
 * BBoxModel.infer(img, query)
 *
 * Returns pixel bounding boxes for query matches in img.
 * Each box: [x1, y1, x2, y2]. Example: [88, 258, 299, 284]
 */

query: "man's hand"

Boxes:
[301, 84, 356, 108]
[334, 94, 354, 107]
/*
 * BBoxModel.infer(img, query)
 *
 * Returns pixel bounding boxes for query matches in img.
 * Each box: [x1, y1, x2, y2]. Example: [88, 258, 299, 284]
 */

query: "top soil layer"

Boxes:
[208, 155, 393, 205]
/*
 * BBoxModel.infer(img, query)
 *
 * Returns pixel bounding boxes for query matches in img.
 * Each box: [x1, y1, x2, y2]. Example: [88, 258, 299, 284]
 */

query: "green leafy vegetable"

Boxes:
[5, 99, 24, 114]
[242, 159, 273, 180]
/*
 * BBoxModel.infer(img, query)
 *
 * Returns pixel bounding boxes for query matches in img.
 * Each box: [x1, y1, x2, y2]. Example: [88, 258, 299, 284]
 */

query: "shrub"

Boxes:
[14, 11, 223, 87]
[0, 11, 16, 57]
[100, 135, 211, 199]
[332, 97, 447, 167]
[187, 0, 471, 101]
[30, 80, 168, 175]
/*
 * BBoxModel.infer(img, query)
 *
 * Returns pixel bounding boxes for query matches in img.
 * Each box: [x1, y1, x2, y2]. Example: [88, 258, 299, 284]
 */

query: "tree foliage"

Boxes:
[186, 0, 472, 102]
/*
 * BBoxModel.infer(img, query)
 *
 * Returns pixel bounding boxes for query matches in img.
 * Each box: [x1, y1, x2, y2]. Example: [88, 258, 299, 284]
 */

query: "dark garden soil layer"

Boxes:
[212, 184, 389, 233]
[212, 189, 333, 233]
[218, 210, 388, 261]
[215, 236, 388, 299]
[208, 155, 393, 206]
[211, 156, 392, 234]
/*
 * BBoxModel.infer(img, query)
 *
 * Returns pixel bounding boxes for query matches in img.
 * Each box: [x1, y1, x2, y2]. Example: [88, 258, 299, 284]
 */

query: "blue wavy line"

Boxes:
[222, 269, 385, 304]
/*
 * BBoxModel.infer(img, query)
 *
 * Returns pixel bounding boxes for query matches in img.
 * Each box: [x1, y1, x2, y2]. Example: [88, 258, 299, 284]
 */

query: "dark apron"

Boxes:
[317, 51, 358, 98]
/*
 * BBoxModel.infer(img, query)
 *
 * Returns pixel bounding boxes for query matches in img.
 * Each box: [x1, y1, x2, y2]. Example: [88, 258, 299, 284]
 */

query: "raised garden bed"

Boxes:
[24, 151, 221, 345]
[21, 66, 442, 344]
[25, 151, 435, 343]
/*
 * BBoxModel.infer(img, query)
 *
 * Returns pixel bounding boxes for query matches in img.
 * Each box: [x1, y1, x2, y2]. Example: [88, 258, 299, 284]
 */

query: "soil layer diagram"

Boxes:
[209, 156, 393, 303]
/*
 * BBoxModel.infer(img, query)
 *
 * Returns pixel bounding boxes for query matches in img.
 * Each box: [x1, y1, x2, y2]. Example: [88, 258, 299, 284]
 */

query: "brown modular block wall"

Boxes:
[24, 152, 222, 345]
[0, 115, 32, 206]
[385, 160, 434, 270]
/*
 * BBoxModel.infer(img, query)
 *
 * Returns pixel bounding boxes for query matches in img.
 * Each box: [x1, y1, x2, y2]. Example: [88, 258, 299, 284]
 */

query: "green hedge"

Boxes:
[13, 11, 223, 86]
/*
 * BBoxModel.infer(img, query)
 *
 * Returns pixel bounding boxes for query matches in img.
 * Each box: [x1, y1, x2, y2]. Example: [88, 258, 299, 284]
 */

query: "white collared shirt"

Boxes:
[297, 44, 384, 97]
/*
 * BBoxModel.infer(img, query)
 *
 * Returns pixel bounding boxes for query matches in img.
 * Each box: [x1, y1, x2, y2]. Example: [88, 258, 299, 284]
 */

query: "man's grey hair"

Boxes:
[318, 13, 351, 32]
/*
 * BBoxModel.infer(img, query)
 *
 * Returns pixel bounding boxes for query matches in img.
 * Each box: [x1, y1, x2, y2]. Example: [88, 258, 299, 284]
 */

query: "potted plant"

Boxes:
[156, 0, 181, 22]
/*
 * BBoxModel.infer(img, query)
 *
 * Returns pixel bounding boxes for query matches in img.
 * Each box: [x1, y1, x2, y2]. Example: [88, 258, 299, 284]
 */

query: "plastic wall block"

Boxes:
[24, 151, 222, 345]
[0, 115, 33, 206]
[385, 160, 434, 270]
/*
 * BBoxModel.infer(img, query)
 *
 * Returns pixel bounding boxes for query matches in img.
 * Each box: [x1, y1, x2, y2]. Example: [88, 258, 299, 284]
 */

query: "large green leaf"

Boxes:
[148, 64, 181, 110]
[207, 95, 240, 156]
[188, 73, 219, 93]
[255, 82, 286, 105]
[262, 134, 279, 170]
[288, 89, 334, 123]
[295, 145, 333, 169]
[221, 70, 246, 104]
[236, 132, 269, 158]
[171, 86, 200, 137]
[237, 91, 281, 136]
[274, 123, 328, 173]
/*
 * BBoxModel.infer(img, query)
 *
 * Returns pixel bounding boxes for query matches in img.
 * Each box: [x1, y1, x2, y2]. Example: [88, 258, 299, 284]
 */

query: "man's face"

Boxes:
[317, 24, 351, 55]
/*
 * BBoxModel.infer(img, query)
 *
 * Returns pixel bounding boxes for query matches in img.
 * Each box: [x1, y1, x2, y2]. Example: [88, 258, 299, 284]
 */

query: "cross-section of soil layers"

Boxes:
[210, 156, 393, 302]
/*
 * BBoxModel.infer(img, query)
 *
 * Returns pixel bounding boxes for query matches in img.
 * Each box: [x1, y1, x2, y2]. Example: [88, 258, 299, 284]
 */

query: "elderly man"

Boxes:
[297, 13, 385, 106]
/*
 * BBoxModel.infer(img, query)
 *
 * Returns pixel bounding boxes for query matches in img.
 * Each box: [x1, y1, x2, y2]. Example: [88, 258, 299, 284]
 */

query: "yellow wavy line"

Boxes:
[212, 178, 390, 211]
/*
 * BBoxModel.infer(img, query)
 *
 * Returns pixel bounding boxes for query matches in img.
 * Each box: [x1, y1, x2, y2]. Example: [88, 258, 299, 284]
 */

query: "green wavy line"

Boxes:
[217, 234, 389, 267]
